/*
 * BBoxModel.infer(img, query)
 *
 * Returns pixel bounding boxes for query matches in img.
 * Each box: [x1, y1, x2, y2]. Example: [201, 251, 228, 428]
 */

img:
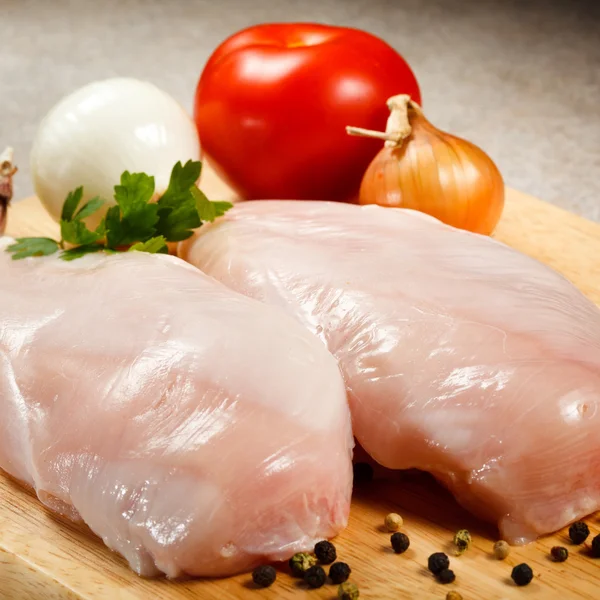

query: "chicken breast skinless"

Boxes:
[180, 201, 600, 544]
[0, 239, 353, 577]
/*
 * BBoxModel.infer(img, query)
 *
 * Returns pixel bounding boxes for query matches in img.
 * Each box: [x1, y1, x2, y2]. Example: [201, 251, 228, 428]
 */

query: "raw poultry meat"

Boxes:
[179, 200, 600, 544]
[0, 239, 352, 577]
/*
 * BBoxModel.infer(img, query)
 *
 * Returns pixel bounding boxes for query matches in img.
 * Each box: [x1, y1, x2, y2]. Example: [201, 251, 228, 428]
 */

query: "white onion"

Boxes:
[31, 78, 201, 225]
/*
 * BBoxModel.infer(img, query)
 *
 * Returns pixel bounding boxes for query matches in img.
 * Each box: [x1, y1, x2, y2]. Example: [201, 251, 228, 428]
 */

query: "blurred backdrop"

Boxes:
[2, 0, 599, 219]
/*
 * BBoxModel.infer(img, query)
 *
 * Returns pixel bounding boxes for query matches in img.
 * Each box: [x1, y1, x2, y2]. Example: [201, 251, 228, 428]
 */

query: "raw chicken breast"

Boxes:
[180, 201, 600, 544]
[0, 239, 352, 577]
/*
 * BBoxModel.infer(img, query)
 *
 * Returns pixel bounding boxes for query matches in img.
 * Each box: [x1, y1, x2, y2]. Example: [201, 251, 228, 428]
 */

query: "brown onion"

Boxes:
[0, 147, 17, 235]
[347, 95, 504, 235]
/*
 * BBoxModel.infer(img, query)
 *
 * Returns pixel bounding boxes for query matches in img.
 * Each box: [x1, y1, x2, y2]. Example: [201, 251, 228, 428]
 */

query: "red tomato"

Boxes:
[194, 23, 421, 202]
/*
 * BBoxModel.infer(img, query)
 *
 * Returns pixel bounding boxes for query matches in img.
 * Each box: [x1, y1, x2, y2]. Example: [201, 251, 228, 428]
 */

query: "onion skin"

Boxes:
[352, 98, 505, 235]
[0, 147, 16, 236]
[0, 196, 6, 235]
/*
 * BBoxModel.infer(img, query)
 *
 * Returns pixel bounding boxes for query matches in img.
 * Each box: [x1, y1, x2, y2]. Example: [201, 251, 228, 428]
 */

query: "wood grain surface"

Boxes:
[2, 167, 600, 600]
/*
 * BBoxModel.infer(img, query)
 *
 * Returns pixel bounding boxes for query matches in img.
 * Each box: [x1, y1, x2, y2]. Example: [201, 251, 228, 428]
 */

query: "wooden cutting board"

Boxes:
[2, 167, 600, 600]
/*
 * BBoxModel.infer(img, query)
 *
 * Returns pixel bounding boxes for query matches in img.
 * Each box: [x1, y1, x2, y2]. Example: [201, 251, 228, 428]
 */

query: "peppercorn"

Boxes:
[304, 565, 326, 588]
[289, 552, 317, 577]
[437, 568, 456, 584]
[446, 592, 463, 600]
[251, 565, 276, 588]
[428, 552, 450, 575]
[511, 563, 533, 586]
[384, 512, 403, 532]
[338, 581, 360, 600]
[391, 532, 410, 554]
[453, 529, 471, 555]
[353, 462, 374, 484]
[551, 546, 568, 562]
[314, 540, 337, 564]
[493, 540, 510, 560]
[591, 534, 600, 558]
[329, 562, 351, 584]
[568, 521, 590, 544]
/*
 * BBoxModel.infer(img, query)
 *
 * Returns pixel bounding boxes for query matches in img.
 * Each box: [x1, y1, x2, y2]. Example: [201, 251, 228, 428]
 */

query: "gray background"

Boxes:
[2, 0, 599, 220]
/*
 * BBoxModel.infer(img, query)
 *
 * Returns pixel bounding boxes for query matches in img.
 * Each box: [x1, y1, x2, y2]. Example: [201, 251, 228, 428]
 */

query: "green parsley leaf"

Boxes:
[106, 171, 159, 247]
[59, 187, 106, 246]
[114, 171, 156, 212]
[191, 186, 216, 222]
[95, 217, 106, 237]
[156, 160, 202, 242]
[6, 237, 60, 260]
[5, 160, 231, 262]
[60, 244, 105, 261]
[60, 219, 102, 246]
[129, 236, 168, 254]
[61, 187, 83, 222]
[74, 197, 105, 221]
[159, 160, 202, 206]
[191, 187, 232, 223]
[156, 202, 199, 242]
[104, 205, 125, 248]
[211, 200, 234, 217]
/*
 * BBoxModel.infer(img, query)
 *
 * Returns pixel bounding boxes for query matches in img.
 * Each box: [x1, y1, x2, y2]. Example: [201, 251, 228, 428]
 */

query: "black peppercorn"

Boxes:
[353, 462, 374, 483]
[511, 563, 533, 586]
[591, 534, 600, 558]
[391, 532, 410, 554]
[304, 565, 326, 588]
[568, 521, 590, 544]
[437, 568, 456, 584]
[252, 565, 276, 588]
[314, 540, 337, 564]
[329, 561, 351, 584]
[428, 552, 450, 575]
[551, 546, 568, 562]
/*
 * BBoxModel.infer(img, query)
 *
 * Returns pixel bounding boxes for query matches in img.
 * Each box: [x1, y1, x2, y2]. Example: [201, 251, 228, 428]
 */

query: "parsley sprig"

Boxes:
[6, 160, 232, 261]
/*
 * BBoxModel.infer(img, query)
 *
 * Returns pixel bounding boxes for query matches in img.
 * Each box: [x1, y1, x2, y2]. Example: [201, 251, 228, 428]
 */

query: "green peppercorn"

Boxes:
[568, 521, 590, 544]
[251, 565, 276, 588]
[353, 462, 374, 484]
[338, 581, 360, 600]
[446, 592, 463, 600]
[511, 563, 533, 586]
[289, 552, 317, 577]
[453, 529, 471, 555]
[391, 532, 410, 554]
[329, 562, 351, 584]
[314, 540, 337, 564]
[428, 552, 450, 575]
[591, 534, 600, 558]
[304, 565, 326, 588]
[551, 546, 568, 562]
[437, 568, 456, 584]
